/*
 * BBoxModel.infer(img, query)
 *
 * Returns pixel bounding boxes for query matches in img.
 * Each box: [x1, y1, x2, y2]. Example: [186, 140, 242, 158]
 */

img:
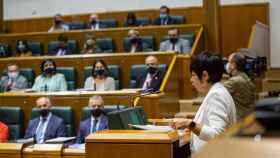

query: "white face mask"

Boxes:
[226, 62, 232, 75]
[8, 72, 19, 79]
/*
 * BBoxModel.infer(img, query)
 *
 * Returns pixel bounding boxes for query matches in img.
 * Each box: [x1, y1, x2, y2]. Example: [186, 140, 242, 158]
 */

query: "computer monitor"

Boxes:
[108, 106, 146, 129]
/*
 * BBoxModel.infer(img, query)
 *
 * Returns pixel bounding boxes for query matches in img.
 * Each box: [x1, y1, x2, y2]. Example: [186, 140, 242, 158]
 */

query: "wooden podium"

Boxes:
[0, 143, 23, 158]
[85, 130, 190, 158]
[23, 144, 63, 158]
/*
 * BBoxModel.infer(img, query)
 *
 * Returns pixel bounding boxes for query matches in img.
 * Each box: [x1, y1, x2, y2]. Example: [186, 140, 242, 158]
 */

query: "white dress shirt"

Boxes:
[90, 116, 101, 133]
[91, 23, 100, 30]
[190, 83, 236, 153]
[56, 49, 66, 56]
[35, 113, 52, 144]
[142, 73, 152, 90]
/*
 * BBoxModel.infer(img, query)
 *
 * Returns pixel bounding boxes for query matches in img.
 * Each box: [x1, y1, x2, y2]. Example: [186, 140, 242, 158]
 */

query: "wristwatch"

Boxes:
[189, 121, 196, 130]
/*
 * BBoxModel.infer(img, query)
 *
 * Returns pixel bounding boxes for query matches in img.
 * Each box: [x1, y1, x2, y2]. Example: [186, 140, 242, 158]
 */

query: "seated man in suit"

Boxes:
[154, 5, 175, 25]
[48, 13, 69, 32]
[0, 63, 28, 92]
[53, 34, 73, 56]
[76, 95, 108, 143]
[127, 29, 145, 53]
[24, 97, 66, 144]
[136, 55, 165, 92]
[88, 14, 106, 30]
[160, 28, 191, 54]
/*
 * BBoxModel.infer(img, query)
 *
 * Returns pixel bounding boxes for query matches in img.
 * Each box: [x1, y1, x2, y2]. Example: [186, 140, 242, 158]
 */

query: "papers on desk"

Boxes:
[76, 88, 95, 92]
[68, 143, 85, 150]
[23, 89, 37, 93]
[16, 137, 35, 144]
[45, 137, 76, 144]
[129, 124, 173, 132]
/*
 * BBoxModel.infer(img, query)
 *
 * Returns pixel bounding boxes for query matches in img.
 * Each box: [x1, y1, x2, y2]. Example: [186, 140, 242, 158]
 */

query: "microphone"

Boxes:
[130, 90, 162, 107]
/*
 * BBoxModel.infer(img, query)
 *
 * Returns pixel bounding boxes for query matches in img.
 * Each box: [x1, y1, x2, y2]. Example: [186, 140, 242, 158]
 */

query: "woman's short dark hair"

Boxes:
[232, 52, 246, 72]
[190, 51, 224, 83]
[92, 59, 109, 78]
[40, 59, 57, 72]
[160, 5, 170, 13]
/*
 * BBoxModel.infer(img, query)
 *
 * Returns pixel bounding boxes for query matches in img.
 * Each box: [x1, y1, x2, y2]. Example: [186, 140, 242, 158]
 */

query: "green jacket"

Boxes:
[223, 72, 255, 120]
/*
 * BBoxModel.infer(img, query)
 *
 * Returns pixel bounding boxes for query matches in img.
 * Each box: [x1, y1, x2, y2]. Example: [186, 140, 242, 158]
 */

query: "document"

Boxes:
[129, 124, 173, 132]
[68, 143, 85, 150]
[45, 137, 76, 144]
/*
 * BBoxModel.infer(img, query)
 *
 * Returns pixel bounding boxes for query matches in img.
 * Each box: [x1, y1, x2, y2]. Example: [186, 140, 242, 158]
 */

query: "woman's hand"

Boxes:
[171, 118, 192, 129]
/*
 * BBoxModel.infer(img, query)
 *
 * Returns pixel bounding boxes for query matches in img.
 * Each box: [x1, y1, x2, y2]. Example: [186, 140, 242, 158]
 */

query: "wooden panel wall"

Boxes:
[2, 3, 269, 57]
[220, 3, 269, 57]
[0, 0, 3, 32]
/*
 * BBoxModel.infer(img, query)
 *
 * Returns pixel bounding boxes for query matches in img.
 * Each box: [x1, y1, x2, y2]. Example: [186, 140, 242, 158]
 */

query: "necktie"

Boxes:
[36, 118, 47, 144]
[172, 43, 176, 51]
[91, 119, 98, 133]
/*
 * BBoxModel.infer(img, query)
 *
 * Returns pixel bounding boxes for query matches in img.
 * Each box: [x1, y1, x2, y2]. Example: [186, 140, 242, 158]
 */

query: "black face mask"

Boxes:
[44, 67, 56, 74]
[169, 37, 178, 44]
[91, 108, 104, 118]
[127, 19, 135, 25]
[55, 20, 62, 25]
[40, 109, 50, 118]
[95, 69, 105, 76]
[91, 20, 97, 25]
[147, 66, 158, 74]
[130, 37, 139, 44]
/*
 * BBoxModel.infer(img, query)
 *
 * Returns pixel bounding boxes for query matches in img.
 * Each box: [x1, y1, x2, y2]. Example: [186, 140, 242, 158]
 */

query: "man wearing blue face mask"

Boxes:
[135, 55, 165, 92]
[154, 5, 175, 25]
[0, 63, 28, 92]
[24, 97, 66, 144]
[76, 95, 108, 144]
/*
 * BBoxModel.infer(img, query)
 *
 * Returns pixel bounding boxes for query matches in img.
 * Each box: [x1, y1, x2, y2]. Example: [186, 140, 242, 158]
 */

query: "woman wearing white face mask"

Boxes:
[0, 63, 28, 92]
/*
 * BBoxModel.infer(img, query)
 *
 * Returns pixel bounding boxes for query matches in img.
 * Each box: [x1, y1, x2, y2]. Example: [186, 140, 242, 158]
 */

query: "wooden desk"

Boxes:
[23, 144, 63, 158]
[62, 148, 85, 158]
[193, 138, 280, 158]
[85, 130, 190, 158]
[0, 143, 23, 158]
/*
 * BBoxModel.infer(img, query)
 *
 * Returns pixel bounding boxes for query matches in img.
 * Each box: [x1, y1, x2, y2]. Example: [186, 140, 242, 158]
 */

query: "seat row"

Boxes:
[0, 33, 195, 57]
[66, 15, 186, 30]
[0, 105, 127, 140]
[1, 64, 167, 91]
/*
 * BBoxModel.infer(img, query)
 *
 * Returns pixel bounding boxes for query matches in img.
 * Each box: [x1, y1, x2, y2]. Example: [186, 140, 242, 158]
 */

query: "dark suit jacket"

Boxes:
[154, 16, 176, 25]
[87, 22, 107, 29]
[136, 70, 165, 92]
[50, 48, 73, 56]
[24, 114, 66, 142]
[128, 39, 143, 52]
[76, 115, 108, 143]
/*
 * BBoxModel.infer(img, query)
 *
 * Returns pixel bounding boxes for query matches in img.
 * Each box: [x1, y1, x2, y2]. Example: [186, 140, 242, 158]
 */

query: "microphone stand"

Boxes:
[130, 89, 161, 108]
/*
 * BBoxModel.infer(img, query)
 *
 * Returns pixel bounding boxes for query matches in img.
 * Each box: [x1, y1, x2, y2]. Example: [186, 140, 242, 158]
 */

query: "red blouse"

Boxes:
[0, 121, 9, 142]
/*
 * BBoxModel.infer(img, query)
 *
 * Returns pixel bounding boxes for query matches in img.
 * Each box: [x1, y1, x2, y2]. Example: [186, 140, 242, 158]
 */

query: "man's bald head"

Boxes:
[36, 97, 52, 109]
[88, 95, 104, 109]
[145, 55, 159, 68]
